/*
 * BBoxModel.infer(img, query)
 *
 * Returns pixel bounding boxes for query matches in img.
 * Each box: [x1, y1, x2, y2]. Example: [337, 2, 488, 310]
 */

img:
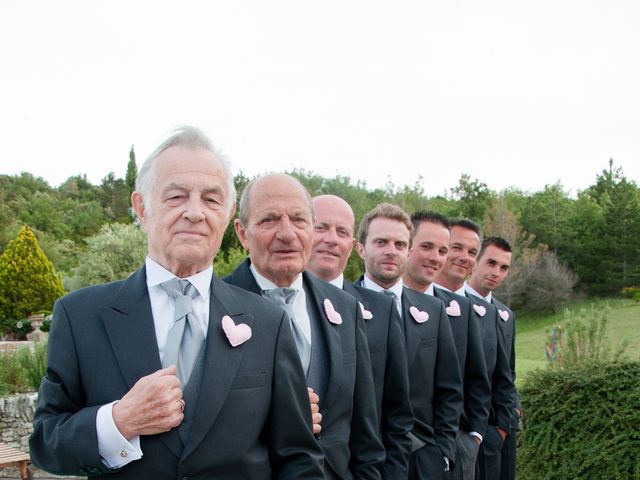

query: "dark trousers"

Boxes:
[409, 444, 447, 480]
[443, 430, 479, 480]
[499, 413, 518, 480]
[476, 426, 504, 480]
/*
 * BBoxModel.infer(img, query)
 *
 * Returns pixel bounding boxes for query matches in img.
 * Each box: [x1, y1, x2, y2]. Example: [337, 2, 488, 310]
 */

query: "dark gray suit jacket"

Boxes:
[385, 284, 463, 468]
[344, 281, 413, 479]
[224, 259, 385, 480]
[29, 267, 324, 479]
[463, 292, 514, 432]
[433, 287, 490, 437]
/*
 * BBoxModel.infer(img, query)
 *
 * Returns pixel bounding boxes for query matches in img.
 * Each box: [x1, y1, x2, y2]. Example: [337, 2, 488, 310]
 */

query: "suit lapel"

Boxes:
[401, 287, 427, 367]
[305, 274, 343, 416]
[182, 275, 254, 460]
[100, 266, 183, 458]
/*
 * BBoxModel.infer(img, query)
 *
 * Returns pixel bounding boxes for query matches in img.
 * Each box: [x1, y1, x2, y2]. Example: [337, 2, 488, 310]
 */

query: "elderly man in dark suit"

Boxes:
[435, 221, 514, 480]
[355, 203, 463, 480]
[467, 237, 519, 480]
[225, 174, 384, 480]
[403, 211, 490, 480]
[307, 194, 413, 479]
[29, 126, 324, 479]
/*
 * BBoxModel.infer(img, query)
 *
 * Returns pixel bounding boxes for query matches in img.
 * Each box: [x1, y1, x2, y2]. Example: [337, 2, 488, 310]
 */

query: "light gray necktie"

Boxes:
[160, 278, 204, 386]
[263, 287, 311, 375]
[384, 289, 402, 316]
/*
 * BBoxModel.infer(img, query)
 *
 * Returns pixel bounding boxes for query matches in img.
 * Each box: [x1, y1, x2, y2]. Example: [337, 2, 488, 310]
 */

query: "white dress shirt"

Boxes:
[96, 257, 213, 469]
[361, 276, 403, 316]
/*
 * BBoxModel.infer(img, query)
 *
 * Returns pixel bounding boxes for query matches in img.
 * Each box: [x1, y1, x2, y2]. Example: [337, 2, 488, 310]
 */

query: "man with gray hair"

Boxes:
[29, 126, 324, 479]
[225, 173, 385, 479]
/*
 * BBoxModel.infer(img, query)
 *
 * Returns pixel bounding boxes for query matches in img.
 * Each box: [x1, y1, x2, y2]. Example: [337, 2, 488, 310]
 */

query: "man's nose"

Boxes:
[275, 217, 297, 241]
[183, 197, 205, 222]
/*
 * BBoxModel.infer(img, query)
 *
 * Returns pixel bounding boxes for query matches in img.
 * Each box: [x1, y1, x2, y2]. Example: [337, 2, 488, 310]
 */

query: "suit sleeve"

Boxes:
[348, 301, 386, 479]
[379, 305, 413, 479]
[465, 308, 491, 436]
[433, 304, 464, 467]
[268, 311, 325, 479]
[29, 299, 111, 477]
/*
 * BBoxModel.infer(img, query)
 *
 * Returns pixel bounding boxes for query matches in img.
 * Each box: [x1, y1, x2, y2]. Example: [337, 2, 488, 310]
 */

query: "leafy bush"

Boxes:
[0, 341, 47, 395]
[621, 286, 640, 302]
[214, 247, 248, 278]
[0, 226, 65, 325]
[544, 303, 628, 368]
[518, 362, 640, 479]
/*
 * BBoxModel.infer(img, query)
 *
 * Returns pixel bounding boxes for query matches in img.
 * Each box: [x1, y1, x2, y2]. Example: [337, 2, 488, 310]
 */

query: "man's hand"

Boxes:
[308, 387, 322, 435]
[112, 365, 184, 439]
[497, 426, 508, 442]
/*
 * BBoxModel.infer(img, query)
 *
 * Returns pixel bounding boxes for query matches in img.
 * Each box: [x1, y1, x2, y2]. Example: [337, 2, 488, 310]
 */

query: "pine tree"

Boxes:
[0, 225, 65, 320]
[125, 145, 137, 198]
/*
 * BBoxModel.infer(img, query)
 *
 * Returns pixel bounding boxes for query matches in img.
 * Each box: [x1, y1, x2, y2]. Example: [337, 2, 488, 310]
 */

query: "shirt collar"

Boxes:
[145, 256, 212, 299]
[250, 263, 304, 291]
[327, 273, 344, 289]
[362, 275, 403, 298]
[464, 281, 491, 301]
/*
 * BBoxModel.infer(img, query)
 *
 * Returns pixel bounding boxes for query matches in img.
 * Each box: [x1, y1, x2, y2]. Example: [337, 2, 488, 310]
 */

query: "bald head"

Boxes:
[234, 173, 315, 286]
[308, 194, 356, 282]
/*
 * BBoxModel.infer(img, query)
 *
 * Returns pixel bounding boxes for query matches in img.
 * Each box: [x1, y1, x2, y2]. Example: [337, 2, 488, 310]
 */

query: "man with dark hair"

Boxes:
[435, 221, 514, 480]
[308, 194, 413, 479]
[29, 126, 324, 479]
[225, 174, 385, 479]
[356, 203, 463, 480]
[403, 211, 490, 480]
[467, 237, 519, 480]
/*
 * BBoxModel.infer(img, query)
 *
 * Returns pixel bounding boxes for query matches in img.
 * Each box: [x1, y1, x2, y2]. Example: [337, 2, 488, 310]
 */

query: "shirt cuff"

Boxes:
[444, 456, 450, 471]
[470, 431, 483, 443]
[96, 401, 143, 469]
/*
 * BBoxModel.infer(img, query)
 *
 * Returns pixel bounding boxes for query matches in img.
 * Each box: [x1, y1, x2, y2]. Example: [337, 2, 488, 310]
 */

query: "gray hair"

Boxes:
[135, 125, 236, 217]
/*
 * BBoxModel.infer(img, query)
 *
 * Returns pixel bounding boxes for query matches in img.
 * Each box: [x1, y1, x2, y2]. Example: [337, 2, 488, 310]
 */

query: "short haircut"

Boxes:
[238, 173, 313, 226]
[450, 218, 483, 242]
[410, 211, 450, 241]
[135, 125, 236, 217]
[479, 236, 512, 259]
[357, 203, 412, 244]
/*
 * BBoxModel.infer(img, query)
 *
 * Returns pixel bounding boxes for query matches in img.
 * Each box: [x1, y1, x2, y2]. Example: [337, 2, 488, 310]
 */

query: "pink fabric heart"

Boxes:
[324, 299, 343, 325]
[221, 315, 252, 347]
[473, 304, 486, 317]
[409, 305, 429, 323]
[499, 309, 510, 321]
[445, 300, 461, 317]
[359, 302, 373, 320]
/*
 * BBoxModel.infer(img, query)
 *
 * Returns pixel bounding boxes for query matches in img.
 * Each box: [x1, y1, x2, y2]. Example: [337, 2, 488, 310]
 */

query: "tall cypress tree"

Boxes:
[125, 145, 137, 198]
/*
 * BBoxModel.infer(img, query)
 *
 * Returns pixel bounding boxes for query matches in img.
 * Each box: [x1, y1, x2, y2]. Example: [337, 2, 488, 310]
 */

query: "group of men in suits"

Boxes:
[29, 125, 518, 479]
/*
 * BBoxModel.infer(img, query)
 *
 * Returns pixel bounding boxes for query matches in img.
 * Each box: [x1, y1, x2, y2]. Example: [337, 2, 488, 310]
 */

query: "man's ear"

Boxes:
[355, 242, 366, 260]
[234, 218, 250, 251]
[131, 191, 146, 224]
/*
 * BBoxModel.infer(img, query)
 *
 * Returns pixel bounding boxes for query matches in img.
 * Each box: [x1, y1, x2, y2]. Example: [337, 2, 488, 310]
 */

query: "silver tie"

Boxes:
[160, 278, 204, 386]
[263, 287, 311, 375]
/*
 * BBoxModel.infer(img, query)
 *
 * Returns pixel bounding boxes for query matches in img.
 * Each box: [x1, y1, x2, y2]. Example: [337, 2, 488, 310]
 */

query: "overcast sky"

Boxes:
[1, 1, 638, 198]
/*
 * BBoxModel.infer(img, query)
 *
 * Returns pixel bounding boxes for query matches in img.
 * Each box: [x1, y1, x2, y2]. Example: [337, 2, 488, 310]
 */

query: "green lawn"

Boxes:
[516, 298, 640, 386]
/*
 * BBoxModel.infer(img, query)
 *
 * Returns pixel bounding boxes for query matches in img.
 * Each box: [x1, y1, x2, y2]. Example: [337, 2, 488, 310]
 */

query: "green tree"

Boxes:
[100, 172, 131, 223]
[448, 173, 495, 221]
[0, 225, 65, 321]
[125, 145, 137, 198]
[67, 223, 148, 291]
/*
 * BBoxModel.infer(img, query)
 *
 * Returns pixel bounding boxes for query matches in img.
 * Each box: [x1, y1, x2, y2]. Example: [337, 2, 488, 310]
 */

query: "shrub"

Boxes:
[621, 286, 640, 302]
[544, 303, 628, 368]
[0, 341, 47, 395]
[0, 226, 65, 325]
[518, 362, 640, 479]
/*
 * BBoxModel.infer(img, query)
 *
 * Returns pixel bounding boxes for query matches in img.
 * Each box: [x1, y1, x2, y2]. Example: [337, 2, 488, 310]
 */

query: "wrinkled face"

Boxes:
[308, 196, 356, 281]
[470, 245, 512, 296]
[132, 146, 234, 278]
[437, 225, 480, 289]
[405, 221, 450, 290]
[235, 175, 313, 287]
[356, 217, 410, 289]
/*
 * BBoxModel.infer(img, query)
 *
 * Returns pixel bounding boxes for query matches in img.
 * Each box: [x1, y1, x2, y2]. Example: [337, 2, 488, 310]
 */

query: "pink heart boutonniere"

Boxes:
[445, 300, 461, 317]
[324, 299, 343, 325]
[359, 301, 373, 320]
[473, 304, 486, 317]
[499, 309, 510, 322]
[221, 315, 252, 347]
[409, 305, 429, 324]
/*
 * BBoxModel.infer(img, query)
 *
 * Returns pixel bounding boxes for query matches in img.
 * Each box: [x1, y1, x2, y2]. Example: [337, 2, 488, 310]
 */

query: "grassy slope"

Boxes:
[515, 298, 640, 386]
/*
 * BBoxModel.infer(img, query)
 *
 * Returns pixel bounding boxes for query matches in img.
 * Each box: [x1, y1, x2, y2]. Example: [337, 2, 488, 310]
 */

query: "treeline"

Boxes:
[1, 157, 639, 311]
